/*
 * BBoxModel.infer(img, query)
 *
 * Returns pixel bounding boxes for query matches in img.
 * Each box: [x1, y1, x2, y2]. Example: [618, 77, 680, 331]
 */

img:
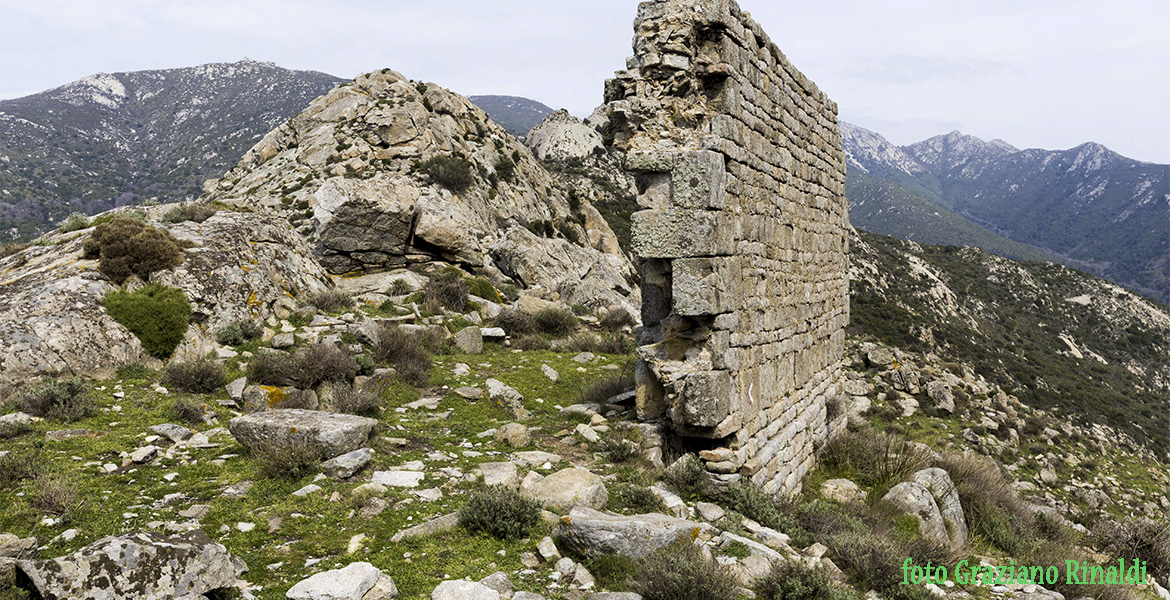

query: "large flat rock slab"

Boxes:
[228, 409, 376, 460]
[16, 529, 244, 600]
[556, 507, 703, 559]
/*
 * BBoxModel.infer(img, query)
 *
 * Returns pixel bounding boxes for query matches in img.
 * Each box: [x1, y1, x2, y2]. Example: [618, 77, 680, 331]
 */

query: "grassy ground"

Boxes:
[0, 343, 634, 599]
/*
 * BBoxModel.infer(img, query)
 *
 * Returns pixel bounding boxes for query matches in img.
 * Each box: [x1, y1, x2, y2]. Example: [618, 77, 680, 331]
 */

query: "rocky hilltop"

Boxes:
[0, 59, 342, 240]
[201, 69, 637, 315]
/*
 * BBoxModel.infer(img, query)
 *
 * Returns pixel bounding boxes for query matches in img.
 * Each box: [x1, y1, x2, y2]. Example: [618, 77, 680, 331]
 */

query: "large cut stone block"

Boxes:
[630, 209, 735, 258]
[680, 370, 732, 428]
[672, 256, 740, 315]
[670, 151, 726, 209]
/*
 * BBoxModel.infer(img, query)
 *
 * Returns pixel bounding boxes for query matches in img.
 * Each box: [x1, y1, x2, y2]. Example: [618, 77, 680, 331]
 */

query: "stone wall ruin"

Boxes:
[602, 0, 849, 496]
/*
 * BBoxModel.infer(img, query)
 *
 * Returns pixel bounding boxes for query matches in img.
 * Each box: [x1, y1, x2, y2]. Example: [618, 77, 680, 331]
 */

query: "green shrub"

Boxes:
[533, 307, 577, 337]
[936, 453, 1035, 554]
[293, 343, 358, 388]
[215, 320, 262, 346]
[600, 307, 637, 331]
[421, 154, 475, 192]
[0, 420, 34, 440]
[423, 269, 469, 312]
[719, 482, 800, 539]
[495, 153, 516, 182]
[633, 539, 737, 600]
[467, 277, 500, 302]
[162, 203, 217, 224]
[387, 278, 413, 296]
[30, 473, 83, 518]
[607, 482, 666, 515]
[302, 289, 353, 313]
[579, 369, 635, 405]
[370, 324, 431, 385]
[246, 350, 295, 386]
[104, 283, 191, 358]
[252, 437, 320, 480]
[585, 554, 638, 592]
[459, 485, 541, 540]
[0, 449, 44, 488]
[13, 378, 93, 422]
[161, 357, 226, 393]
[662, 454, 705, 500]
[1092, 518, 1170, 580]
[59, 212, 90, 232]
[555, 331, 634, 355]
[818, 430, 932, 496]
[116, 363, 155, 381]
[82, 216, 187, 284]
[326, 381, 382, 417]
[597, 430, 641, 464]
[493, 309, 535, 335]
[756, 563, 862, 600]
[0, 242, 31, 259]
[170, 398, 205, 424]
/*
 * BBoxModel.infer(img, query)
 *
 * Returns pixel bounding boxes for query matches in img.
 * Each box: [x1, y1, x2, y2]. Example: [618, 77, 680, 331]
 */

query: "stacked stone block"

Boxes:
[603, 0, 849, 496]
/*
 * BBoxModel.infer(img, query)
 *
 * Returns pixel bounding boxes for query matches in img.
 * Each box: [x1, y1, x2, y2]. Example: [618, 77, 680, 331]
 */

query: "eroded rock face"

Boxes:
[15, 529, 245, 600]
[227, 409, 377, 460]
[526, 110, 604, 162]
[882, 482, 951, 548]
[910, 467, 967, 548]
[0, 208, 331, 394]
[201, 68, 637, 312]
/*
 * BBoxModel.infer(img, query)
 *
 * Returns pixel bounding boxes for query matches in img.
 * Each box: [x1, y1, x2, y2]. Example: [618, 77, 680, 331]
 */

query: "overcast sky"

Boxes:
[2, 0, 1168, 163]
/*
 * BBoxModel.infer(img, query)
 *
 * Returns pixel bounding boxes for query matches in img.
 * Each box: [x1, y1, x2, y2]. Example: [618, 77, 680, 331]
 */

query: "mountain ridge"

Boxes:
[0, 59, 343, 240]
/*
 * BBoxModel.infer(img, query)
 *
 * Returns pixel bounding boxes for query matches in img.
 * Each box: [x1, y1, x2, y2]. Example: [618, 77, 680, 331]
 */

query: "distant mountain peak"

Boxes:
[904, 129, 1018, 171]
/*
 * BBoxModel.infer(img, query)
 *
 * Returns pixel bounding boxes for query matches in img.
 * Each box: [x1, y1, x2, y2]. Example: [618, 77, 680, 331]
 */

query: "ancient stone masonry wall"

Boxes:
[602, 0, 849, 496]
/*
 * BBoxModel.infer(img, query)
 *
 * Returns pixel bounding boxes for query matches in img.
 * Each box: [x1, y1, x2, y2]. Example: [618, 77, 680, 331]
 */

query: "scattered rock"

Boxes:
[453, 327, 484, 354]
[820, 478, 867, 504]
[485, 379, 525, 417]
[925, 380, 955, 414]
[226, 377, 248, 402]
[557, 507, 703, 559]
[150, 423, 196, 444]
[228, 409, 376, 459]
[293, 484, 322, 497]
[541, 364, 559, 382]
[372, 471, 426, 488]
[477, 572, 513, 598]
[390, 512, 460, 543]
[130, 445, 159, 464]
[221, 481, 254, 499]
[574, 423, 600, 443]
[478, 462, 519, 488]
[537, 536, 561, 562]
[45, 429, 103, 442]
[0, 412, 34, 426]
[431, 579, 500, 600]
[520, 467, 607, 511]
[322, 448, 374, 479]
[272, 333, 296, 348]
[242, 385, 320, 412]
[287, 561, 398, 600]
[480, 327, 506, 339]
[494, 423, 530, 447]
[455, 387, 483, 400]
[694, 502, 725, 523]
[16, 530, 244, 600]
[510, 451, 562, 466]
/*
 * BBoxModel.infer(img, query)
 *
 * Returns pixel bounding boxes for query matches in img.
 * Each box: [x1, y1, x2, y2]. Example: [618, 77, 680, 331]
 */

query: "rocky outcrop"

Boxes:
[227, 409, 377, 460]
[201, 68, 637, 312]
[15, 529, 245, 599]
[882, 482, 951, 549]
[526, 110, 604, 162]
[0, 207, 331, 393]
